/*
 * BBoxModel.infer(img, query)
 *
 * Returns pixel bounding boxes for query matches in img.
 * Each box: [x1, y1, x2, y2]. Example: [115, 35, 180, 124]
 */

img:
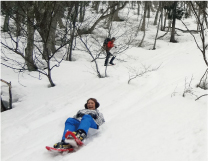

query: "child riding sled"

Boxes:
[53, 98, 105, 149]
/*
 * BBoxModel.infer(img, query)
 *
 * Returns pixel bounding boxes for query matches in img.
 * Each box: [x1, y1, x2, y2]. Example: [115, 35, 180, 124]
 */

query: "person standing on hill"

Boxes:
[104, 37, 116, 66]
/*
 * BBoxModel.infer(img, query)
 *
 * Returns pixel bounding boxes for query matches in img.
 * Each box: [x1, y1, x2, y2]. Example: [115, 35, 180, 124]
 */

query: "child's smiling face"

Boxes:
[87, 99, 96, 110]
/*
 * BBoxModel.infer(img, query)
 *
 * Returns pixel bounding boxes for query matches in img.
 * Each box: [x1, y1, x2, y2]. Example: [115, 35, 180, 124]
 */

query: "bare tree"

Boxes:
[78, 35, 102, 78]
[1, 2, 73, 87]
[180, 1, 208, 90]
[66, 2, 79, 61]
[153, 2, 161, 25]
[25, 1, 37, 71]
[153, 13, 162, 50]
[77, 1, 128, 35]
[170, 1, 178, 43]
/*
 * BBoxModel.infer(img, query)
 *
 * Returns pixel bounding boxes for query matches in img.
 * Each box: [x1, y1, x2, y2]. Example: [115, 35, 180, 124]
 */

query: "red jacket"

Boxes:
[106, 41, 114, 51]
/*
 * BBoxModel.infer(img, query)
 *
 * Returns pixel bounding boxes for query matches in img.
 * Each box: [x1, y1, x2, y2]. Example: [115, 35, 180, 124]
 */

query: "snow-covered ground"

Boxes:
[1, 6, 207, 161]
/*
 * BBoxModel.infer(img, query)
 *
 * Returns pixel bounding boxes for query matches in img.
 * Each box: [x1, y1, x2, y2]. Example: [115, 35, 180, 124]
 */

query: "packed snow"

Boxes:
[1, 5, 207, 161]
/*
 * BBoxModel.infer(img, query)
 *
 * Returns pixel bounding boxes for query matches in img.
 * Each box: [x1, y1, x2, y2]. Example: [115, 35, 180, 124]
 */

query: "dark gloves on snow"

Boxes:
[76, 113, 84, 118]
[76, 113, 97, 119]
[88, 113, 97, 119]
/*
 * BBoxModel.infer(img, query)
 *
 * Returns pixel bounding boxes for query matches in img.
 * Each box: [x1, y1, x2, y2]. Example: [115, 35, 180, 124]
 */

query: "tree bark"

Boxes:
[147, 2, 151, 18]
[67, 2, 79, 61]
[15, 2, 23, 37]
[137, 2, 141, 15]
[3, 13, 9, 32]
[25, 2, 37, 71]
[170, 1, 178, 43]
[153, 13, 161, 50]
[153, 2, 161, 25]
[141, 2, 147, 31]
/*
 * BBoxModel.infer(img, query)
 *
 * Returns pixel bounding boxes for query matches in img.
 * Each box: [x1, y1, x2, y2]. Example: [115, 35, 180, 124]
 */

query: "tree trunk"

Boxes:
[25, 2, 37, 71]
[15, 2, 25, 37]
[139, 29, 146, 47]
[56, 2, 65, 29]
[160, 7, 164, 31]
[203, 2, 208, 29]
[147, 2, 151, 18]
[113, 9, 121, 21]
[67, 2, 79, 61]
[36, 2, 58, 60]
[15, 2, 21, 37]
[93, 1, 100, 14]
[79, 2, 84, 22]
[113, 2, 123, 21]
[153, 2, 161, 25]
[153, 14, 161, 49]
[47, 61, 55, 87]
[49, 15, 57, 54]
[137, 2, 141, 15]
[141, 2, 147, 31]
[79, 2, 86, 22]
[3, 13, 9, 32]
[106, 1, 114, 29]
[163, 10, 167, 31]
[170, 1, 178, 43]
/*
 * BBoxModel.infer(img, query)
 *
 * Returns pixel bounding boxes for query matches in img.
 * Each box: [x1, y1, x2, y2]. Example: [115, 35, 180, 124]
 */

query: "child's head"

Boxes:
[84, 98, 100, 110]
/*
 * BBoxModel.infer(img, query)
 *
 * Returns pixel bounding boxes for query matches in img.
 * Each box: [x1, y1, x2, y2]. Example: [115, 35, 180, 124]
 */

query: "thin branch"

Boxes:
[195, 94, 208, 101]
[180, 20, 203, 53]
[128, 63, 162, 84]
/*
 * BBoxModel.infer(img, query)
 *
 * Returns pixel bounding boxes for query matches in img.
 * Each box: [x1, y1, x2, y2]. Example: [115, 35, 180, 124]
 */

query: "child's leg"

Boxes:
[77, 115, 98, 135]
[62, 118, 80, 141]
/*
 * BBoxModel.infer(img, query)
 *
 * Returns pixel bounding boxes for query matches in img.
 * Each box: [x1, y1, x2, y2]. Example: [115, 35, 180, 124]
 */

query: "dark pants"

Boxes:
[104, 51, 116, 65]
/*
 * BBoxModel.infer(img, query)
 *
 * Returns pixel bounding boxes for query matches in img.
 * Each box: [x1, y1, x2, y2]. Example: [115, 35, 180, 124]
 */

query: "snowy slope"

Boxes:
[1, 9, 207, 161]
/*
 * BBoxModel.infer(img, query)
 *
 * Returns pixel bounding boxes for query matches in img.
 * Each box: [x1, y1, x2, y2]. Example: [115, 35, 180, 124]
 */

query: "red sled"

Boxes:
[46, 131, 83, 153]
[46, 146, 74, 153]
[65, 131, 84, 146]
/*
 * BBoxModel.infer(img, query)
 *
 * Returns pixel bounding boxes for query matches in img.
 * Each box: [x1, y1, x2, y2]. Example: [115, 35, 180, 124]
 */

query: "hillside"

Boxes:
[1, 4, 207, 161]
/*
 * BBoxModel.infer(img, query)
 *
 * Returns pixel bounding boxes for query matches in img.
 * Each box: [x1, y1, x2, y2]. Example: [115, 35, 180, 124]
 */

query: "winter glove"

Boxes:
[76, 113, 84, 118]
[88, 113, 98, 119]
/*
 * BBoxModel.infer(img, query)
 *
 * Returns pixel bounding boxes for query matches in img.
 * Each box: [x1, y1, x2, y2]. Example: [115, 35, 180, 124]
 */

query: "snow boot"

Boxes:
[109, 62, 115, 65]
[53, 140, 71, 149]
[73, 129, 87, 142]
[109, 56, 116, 65]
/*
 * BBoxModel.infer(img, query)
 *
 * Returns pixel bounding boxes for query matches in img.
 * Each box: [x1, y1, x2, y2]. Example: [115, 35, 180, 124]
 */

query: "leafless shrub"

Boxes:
[195, 94, 208, 101]
[128, 63, 161, 84]
[197, 68, 208, 90]
[182, 76, 197, 97]
[171, 85, 178, 97]
[78, 35, 102, 78]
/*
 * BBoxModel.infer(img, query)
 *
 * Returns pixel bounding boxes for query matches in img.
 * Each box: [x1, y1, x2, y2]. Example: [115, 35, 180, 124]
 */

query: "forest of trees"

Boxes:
[1, 1, 207, 111]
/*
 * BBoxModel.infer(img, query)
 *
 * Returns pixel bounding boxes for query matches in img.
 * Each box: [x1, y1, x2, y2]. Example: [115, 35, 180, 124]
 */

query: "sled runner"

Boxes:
[46, 146, 74, 153]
